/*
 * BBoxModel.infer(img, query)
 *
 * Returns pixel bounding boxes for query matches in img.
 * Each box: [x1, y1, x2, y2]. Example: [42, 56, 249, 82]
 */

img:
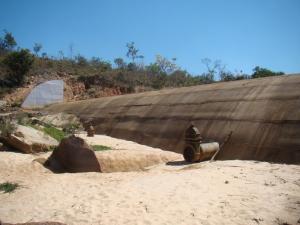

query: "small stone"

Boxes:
[225, 180, 229, 184]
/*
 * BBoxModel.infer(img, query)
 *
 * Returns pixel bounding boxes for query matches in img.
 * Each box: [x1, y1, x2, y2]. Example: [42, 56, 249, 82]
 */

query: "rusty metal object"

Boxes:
[210, 131, 233, 162]
[87, 125, 95, 137]
[183, 124, 219, 163]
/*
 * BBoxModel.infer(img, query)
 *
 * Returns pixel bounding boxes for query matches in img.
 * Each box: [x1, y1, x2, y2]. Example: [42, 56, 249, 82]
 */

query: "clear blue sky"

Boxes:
[1, 0, 300, 75]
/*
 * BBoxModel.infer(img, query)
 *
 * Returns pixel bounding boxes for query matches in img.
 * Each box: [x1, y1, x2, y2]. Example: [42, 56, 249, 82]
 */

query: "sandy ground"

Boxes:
[0, 135, 300, 225]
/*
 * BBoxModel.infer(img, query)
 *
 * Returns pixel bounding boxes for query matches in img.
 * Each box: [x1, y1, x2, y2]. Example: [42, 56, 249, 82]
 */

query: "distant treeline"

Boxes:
[0, 30, 285, 93]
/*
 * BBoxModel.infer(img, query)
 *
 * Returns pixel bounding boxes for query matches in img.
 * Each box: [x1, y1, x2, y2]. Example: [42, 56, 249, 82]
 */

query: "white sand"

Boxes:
[0, 136, 299, 225]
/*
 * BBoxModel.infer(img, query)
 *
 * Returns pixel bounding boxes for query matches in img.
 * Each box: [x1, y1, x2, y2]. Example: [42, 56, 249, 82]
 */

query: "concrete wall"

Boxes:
[46, 75, 300, 164]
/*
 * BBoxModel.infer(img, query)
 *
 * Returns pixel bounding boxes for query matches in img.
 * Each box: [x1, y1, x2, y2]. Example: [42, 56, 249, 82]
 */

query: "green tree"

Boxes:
[114, 58, 126, 69]
[220, 71, 236, 81]
[126, 42, 143, 63]
[0, 30, 17, 54]
[90, 57, 112, 72]
[251, 66, 284, 78]
[33, 43, 42, 56]
[3, 49, 34, 86]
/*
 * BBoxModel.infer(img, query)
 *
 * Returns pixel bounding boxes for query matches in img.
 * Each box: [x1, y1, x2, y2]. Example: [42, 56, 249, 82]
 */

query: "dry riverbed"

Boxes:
[0, 135, 299, 225]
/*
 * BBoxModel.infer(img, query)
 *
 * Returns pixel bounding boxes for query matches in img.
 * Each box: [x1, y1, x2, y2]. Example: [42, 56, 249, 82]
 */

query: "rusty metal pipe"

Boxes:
[183, 142, 219, 163]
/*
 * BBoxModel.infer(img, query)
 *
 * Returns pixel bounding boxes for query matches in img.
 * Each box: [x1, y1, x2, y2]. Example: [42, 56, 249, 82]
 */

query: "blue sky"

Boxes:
[0, 0, 300, 75]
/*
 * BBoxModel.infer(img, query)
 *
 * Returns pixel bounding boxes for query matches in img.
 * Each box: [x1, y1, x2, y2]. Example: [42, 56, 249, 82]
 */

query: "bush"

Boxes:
[2, 49, 34, 86]
[92, 145, 112, 151]
[252, 66, 284, 79]
[0, 118, 16, 137]
[0, 182, 19, 193]
[43, 126, 66, 142]
[62, 123, 80, 135]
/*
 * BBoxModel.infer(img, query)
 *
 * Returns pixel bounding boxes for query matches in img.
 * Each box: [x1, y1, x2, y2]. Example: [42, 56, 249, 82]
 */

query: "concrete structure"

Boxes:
[22, 80, 64, 109]
[45, 75, 300, 164]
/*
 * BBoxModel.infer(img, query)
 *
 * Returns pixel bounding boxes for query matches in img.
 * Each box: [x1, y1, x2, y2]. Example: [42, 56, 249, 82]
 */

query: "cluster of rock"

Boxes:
[0, 124, 58, 153]
[1, 109, 180, 174]
[0, 111, 81, 154]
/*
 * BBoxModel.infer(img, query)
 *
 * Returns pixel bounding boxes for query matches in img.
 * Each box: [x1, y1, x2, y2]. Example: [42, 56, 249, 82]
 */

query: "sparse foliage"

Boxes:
[0, 30, 17, 54]
[75, 54, 88, 66]
[126, 42, 143, 63]
[0, 118, 17, 137]
[114, 58, 126, 69]
[201, 58, 226, 81]
[90, 57, 112, 72]
[33, 43, 42, 56]
[151, 55, 178, 74]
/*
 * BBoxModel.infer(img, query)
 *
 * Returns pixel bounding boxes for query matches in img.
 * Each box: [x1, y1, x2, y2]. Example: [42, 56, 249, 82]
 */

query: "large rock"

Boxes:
[1, 125, 58, 153]
[39, 112, 81, 128]
[45, 135, 101, 173]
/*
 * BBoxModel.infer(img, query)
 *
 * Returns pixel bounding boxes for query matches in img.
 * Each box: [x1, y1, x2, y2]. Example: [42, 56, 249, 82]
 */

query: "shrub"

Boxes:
[0, 119, 16, 137]
[251, 66, 284, 79]
[43, 126, 66, 142]
[0, 182, 19, 193]
[62, 123, 80, 135]
[2, 49, 34, 86]
[92, 145, 112, 151]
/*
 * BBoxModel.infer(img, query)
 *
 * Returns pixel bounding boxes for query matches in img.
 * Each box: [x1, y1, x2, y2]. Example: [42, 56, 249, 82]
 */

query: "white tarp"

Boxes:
[22, 80, 64, 109]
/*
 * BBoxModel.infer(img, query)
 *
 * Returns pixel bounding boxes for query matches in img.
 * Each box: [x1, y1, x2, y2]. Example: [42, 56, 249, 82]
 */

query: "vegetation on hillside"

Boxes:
[0, 30, 286, 98]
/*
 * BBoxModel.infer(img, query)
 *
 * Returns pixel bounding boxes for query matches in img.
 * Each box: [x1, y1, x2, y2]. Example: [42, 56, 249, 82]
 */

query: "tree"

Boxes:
[41, 52, 48, 59]
[69, 43, 74, 60]
[251, 66, 284, 79]
[126, 42, 143, 63]
[127, 62, 138, 71]
[220, 71, 236, 81]
[75, 54, 88, 66]
[58, 50, 64, 59]
[146, 55, 178, 75]
[167, 70, 190, 87]
[3, 49, 34, 86]
[0, 30, 17, 54]
[198, 73, 215, 84]
[114, 58, 126, 69]
[201, 58, 224, 81]
[33, 43, 42, 56]
[90, 57, 112, 72]
[155, 55, 178, 74]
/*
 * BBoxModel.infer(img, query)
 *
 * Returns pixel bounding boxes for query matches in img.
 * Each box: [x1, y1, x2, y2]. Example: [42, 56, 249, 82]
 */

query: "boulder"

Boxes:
[1, 125, 58, 153]
[39, 112, 81, 129]
[45, 135, 101, 173]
